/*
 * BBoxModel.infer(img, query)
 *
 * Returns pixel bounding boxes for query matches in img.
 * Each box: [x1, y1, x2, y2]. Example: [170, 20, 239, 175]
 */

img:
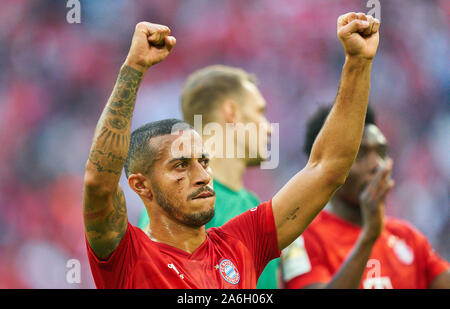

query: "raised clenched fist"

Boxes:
[337, 12, 380, 60]
[124, 22, 176, 72]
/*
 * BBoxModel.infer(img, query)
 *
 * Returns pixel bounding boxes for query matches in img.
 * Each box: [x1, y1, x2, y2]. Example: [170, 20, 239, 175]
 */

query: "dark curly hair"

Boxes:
[303, 104, 376, 156]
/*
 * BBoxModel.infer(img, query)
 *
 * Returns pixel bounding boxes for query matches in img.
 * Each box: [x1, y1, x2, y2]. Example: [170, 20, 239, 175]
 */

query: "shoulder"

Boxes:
[126, 223, 159, 250]
[205, 226, 245, 252]
[384, 216, 433, 250]
[211, 201, 272, 240]
[131, 223, 150, 237]
[385, 216, 423, 238]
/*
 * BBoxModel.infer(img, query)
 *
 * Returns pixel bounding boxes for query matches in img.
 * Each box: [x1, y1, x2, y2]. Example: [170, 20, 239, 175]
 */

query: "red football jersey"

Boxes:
[86, 201, 280, 288]
[281, 211, 448, 289]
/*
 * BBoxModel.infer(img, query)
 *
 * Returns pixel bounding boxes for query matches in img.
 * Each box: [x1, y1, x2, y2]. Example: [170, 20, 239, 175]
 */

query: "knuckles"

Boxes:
[134, 22, 171, 36]
[135, 21, 149, 32]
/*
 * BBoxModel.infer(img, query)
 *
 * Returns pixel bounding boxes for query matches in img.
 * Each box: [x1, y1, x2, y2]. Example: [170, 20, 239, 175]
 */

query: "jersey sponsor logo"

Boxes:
[219, 259, 240, 285]
[392, 238, 414, 265]
[168, 263, 185, 280]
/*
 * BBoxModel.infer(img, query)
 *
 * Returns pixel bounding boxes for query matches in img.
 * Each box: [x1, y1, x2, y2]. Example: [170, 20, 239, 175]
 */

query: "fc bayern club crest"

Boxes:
[219, 259, 240, 285]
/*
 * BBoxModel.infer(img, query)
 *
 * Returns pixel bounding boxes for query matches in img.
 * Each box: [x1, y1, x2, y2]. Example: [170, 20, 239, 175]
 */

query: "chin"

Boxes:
[190, 196, 215, 212]
[183, 205, 215, 228]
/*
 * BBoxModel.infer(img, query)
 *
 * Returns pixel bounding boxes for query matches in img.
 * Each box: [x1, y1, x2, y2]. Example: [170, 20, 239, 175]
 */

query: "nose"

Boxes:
[367, 151, 385, 175]
[192, 160, 212, 186]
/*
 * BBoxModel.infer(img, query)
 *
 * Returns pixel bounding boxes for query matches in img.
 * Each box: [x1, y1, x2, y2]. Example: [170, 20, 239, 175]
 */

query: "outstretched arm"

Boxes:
[303, 160, 394, 289]
[273, 12, 381, 250]
[83, 22, 176, 260]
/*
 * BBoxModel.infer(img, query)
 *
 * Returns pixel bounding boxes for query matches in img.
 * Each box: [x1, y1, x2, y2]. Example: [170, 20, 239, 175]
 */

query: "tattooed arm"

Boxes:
[272, 13, 380, 250]
[83, 22, 176, 260]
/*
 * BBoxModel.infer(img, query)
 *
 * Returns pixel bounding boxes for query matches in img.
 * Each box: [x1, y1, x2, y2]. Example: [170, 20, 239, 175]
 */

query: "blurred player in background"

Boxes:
[280, 105, 450, 289]
[83, 12, 382, 288]
[137, 64, 279, 289]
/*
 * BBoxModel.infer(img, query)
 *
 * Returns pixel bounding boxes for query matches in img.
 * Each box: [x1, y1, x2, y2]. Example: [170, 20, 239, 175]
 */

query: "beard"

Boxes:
[152, 183, 215, 228]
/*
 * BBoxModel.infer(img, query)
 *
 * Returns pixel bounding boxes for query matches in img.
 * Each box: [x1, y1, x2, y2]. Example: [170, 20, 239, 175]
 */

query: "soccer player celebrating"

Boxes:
[280, 105, 450, 289]
[83, 13, 381, 288]
[137, 65, 278, 289]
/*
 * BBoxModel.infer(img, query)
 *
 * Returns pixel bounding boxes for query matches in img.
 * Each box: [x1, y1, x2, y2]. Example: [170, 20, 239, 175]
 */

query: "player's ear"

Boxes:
[128, 173, 154, 201]
[221, 99, 239, 124]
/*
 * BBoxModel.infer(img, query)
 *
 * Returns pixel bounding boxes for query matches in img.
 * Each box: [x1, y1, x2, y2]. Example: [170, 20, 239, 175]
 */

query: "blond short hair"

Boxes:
[181, 65, 257, 126]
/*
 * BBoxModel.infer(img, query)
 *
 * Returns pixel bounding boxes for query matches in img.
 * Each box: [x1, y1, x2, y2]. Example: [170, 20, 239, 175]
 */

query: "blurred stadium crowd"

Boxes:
[0, 0, 448, 288]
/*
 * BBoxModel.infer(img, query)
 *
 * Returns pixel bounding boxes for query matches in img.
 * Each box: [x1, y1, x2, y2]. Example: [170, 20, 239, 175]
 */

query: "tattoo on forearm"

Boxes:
[84, 66, 141, 259]
[88, 66, 143, 175]
[85, 187, 128, 259]
[106, 188, 127, 232]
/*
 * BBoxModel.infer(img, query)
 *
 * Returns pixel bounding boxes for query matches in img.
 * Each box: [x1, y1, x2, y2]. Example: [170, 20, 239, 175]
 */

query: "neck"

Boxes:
[209, 157, 246, 191]
[328, 196, 362, 226]
[145, 206, 207, 254]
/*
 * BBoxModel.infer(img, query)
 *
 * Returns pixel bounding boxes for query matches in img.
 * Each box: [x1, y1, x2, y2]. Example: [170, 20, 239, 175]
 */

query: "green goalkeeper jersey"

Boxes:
[137, 179, 279, 289]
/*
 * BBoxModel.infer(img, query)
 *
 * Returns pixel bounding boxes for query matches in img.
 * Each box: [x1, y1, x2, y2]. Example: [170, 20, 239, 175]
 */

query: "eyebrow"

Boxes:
[168, 153, 209, 164]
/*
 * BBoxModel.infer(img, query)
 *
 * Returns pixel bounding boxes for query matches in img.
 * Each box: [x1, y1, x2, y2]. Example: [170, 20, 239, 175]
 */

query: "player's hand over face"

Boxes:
[124, 22, 176, 72]
[359, 158, 394, 241]
[337, 12, 380, 60]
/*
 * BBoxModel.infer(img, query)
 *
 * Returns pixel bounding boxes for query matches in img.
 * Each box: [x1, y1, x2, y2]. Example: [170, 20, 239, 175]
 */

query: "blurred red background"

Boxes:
[0, 0, 448, 288]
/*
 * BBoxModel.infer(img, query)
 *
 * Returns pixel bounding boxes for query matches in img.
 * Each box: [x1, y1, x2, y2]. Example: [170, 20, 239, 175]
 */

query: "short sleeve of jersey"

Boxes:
[408, 223, 449, 286]
[219, 200, 281, 278]
[86, 222, 138, 289]
[281, 228, 331, 288]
